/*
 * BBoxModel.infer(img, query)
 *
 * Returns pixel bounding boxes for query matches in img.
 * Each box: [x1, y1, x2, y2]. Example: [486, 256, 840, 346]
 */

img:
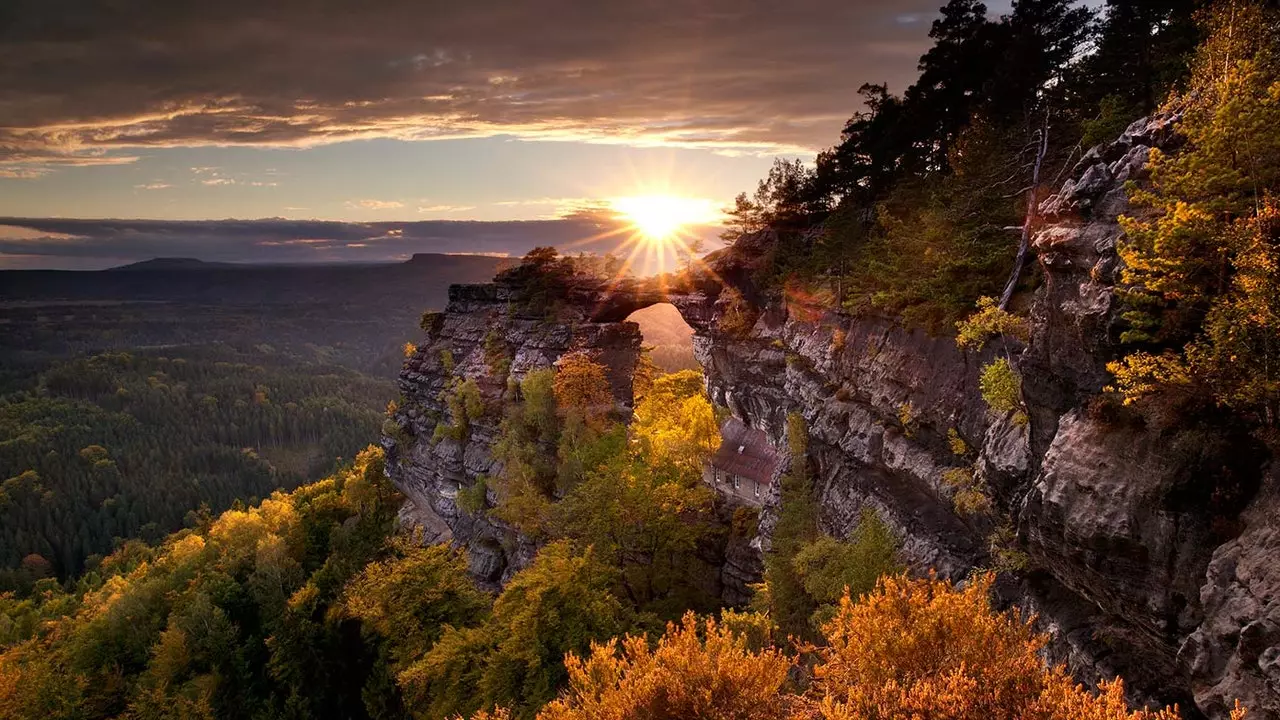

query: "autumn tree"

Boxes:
[401, 543, 631, 720]
[630, 369, 720, 474]
[809, 572, 1195, 720]
[552, 352, 614, 428]
[551, 451, 717, 616]
[1111, 0, 1280, 423]
[340, 541, 491, 667]
[536, 613, 794, 720]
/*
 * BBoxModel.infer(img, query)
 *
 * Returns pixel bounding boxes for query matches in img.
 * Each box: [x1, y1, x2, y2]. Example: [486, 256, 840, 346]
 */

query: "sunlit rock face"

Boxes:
[382, 276, 739, 591]
[387, 115, 1278, 717]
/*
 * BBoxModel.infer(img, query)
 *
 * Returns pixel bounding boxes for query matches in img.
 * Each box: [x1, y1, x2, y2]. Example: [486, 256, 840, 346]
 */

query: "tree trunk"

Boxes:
[1000, 115, 1050, 310]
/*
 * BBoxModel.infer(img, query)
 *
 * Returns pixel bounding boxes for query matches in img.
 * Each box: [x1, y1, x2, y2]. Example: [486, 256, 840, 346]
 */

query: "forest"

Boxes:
[0, 346, 394, 591]
[724, 0, 1280, 426]
[0, 354, 1222, 720]
[1, 0, 1276, 717]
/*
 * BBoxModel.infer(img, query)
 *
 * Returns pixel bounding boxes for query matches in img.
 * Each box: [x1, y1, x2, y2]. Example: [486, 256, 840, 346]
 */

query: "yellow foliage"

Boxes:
[956, 296, 1030, 349]
[553, 352, 614, 425]
[1106, 351, 1194, 404]
[630, 370, 719, 472]
[537, 613, 793, 720]
[1114, 1, 1280, 420]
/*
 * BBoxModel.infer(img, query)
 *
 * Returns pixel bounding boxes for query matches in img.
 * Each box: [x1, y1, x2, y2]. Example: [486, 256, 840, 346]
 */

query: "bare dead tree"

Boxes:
[999, 112, 1051, 310]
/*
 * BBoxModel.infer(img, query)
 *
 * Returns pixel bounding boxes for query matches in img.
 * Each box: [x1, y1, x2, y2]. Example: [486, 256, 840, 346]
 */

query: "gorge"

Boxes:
[384, 113, 1280, 719]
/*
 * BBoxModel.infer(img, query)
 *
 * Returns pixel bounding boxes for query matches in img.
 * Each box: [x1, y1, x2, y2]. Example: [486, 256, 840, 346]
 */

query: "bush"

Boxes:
[811, 573, 1194, 720]
[456, 477, 488, 515]
[956, 296, 1030, 349]
[980, 359, 1022, 415]
[717, 288, 758, 338]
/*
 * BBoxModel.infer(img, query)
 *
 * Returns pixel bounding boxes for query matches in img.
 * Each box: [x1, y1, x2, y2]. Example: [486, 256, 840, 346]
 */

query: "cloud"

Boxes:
[418, 204, 477, 214]
[200, 178, 236, 186]
[134, 182, 173, 190]
[0, 216, 725, 271]
[348, 199, 405, 210]
[0, 0, 941, 175]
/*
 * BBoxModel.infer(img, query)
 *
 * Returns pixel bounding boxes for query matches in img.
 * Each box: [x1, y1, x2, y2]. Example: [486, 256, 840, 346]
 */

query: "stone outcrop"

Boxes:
[385, 114, 1277, 718]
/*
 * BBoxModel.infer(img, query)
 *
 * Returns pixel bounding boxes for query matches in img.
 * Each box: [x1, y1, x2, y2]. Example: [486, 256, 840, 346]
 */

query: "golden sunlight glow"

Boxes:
[610, 195, 721, 243]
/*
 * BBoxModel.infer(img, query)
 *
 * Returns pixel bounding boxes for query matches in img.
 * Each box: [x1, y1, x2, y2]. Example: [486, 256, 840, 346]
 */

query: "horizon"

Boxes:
[0, 0, 1016, 271]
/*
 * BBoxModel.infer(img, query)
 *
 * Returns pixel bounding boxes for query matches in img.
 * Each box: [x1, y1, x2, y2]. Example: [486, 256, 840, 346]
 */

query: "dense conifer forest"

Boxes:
[0, 347, 393, 590]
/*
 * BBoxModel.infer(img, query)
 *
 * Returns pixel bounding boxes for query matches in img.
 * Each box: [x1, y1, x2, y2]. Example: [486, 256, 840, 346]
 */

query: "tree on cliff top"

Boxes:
[1111, 0, 1280, 423]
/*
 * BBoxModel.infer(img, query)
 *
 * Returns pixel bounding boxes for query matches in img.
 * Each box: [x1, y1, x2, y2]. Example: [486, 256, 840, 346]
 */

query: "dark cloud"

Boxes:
[0, 217, 724, 270]
[0, 0, 938, 172]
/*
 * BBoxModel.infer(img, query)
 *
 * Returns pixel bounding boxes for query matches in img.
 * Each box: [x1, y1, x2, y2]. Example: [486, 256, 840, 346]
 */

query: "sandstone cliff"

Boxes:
[384, 115, 1278, 718]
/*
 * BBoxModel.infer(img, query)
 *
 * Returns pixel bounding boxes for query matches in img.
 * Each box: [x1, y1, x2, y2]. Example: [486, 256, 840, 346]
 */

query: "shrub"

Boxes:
[811, 573, 1195, 720]
[942, 466, 991, 516]
[956, 296, 1030, 349]
[420, 310, 445, 336]
[484, 327, 511, 379]
[456, 477, 489, 515]
[897, 402, 917, 437]
[980, 359, 1022, 415]
[381, 418, 413, 449]
[987, 524, 1030, 573]
[717, 287, 758, 338]
[537, 613, 793, 720]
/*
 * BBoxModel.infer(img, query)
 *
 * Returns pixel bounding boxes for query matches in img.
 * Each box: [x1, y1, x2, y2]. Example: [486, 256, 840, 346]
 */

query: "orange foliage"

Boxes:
[552, 352, 614, 424]
[810, 573, 1196, 720]
[536, 612, 794, 720]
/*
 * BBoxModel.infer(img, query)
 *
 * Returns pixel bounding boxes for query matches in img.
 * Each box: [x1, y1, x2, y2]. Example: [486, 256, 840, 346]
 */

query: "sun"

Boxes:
[611, 195, 720, 244]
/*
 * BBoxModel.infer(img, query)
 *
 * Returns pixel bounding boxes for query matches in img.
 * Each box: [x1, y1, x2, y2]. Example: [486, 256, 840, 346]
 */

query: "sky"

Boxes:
[0, 0, 995, 270]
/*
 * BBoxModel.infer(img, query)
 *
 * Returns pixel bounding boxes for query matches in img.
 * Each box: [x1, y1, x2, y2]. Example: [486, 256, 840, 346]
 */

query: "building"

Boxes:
[702, 417, 782, 506]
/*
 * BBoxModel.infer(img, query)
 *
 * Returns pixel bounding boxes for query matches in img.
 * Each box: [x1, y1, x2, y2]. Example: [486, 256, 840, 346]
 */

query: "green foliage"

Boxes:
[791, 508, 903, 629]
[753, 412, 820, 639]
[979, 358, 1023, 416]
[839, 136, 1023, 332]
[493, 247, 599, 318]
[947, 428, 970, 457]
[942, 465, 992, 516]
[382, 417, 413, 450]
[456, 477, 489, 515]
[438, 378, 486, 443]
[484, 327, 512, 380]
[897, 401, 918, 437]
[0, 349, 391, 588]
[1082, 94, 1144, 148]
[341, 541, 491, 667]
[956, 296, 1031, 349]
[551, 449, 717, 619]
[0, 447, 402, 720]
[401, 543, 630, 720]
[987, 524, 1030, 573]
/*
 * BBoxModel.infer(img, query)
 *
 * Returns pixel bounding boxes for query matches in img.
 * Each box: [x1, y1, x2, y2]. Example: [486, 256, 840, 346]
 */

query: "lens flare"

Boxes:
[610, 195, 720, 243]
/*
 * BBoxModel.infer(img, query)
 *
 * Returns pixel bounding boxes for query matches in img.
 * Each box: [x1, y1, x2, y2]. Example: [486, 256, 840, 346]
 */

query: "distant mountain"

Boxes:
[0, 253, 508, 305]
[0, 253, 509, 376]
[109, 257, 241, 271]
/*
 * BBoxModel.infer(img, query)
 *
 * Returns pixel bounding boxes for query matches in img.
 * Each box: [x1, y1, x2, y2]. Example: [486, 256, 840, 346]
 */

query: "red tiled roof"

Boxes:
[709, 418, 781, 485]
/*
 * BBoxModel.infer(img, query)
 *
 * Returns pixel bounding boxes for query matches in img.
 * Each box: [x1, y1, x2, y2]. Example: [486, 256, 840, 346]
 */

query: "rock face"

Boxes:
[385, 114, 1277, 718]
